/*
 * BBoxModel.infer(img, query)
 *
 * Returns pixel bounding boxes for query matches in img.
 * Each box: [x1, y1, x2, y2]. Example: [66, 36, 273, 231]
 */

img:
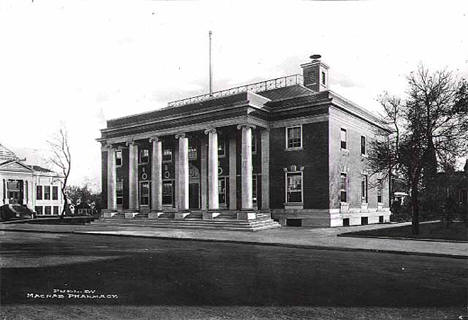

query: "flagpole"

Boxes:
[209, 30, 213, 96]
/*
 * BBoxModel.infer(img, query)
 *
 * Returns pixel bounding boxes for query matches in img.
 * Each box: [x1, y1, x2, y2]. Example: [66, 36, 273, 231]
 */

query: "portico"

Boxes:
[101, 119, 270, 221]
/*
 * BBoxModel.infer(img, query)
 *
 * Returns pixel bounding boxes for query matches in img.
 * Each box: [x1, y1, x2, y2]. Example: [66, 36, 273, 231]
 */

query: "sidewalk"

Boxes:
[1, 222, 466, 259]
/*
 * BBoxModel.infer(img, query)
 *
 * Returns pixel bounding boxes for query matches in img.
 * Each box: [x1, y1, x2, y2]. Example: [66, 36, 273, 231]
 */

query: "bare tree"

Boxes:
[368, 65, 468, 234]
[48, 126, 72, 216]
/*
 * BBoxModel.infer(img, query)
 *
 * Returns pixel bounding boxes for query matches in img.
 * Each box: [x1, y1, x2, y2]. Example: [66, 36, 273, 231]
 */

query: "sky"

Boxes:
[0, 0, 467, 191]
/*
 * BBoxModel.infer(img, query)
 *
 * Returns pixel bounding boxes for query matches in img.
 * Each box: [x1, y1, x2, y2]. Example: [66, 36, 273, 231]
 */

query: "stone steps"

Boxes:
[93, 215, 280, 231]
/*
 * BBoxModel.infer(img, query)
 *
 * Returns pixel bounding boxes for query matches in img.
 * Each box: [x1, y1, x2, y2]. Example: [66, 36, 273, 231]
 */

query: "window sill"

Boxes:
[138, 162, 149, 165]
[341, 149, 349, 155]
[361, 154, 368, 158]
[284, 202, 303, 210]
[285, 147, 303, 152]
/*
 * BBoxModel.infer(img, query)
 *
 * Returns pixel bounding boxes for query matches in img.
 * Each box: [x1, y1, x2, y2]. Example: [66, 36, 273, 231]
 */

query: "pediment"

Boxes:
[0, 160, 33, 173]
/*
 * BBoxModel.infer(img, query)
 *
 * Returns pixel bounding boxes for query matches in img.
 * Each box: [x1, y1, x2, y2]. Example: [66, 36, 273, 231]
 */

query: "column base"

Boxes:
[124, 212, 139, 219]
[174, 211, 190, 220]
[148, 211, 163, 219]
[203, 211, 220, 220]
[237, 211, 257, 220]
[102, 210, 118, 218]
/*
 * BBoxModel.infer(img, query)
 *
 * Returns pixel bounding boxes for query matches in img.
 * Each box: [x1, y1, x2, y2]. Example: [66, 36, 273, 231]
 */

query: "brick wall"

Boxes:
[269, 121, 329, 209]
[328, 107, 390, 211]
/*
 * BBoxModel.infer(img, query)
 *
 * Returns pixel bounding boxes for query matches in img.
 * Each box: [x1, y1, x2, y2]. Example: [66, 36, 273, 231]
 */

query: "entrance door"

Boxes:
[189, 183, 200, 209]
[7, 180, 23, 204]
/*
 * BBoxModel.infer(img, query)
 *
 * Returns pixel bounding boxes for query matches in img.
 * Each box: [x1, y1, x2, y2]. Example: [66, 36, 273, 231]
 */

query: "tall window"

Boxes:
[341, 128, 347, 150]
[53, 206, 59, 215]
[45, 206, 51, 215]
[36, 186, 43, 200]
[286, 172, 302, 203]
[361, 136, 366, 155]
[44, 186, 51, 200]
[52, 186, 58, 200]
[459, 189, 467, 204]
[188, 147, 198, 160]
[286, 126, 302, 149]
[115, 150, 122, 167]
[321, 71, 326, 85]
[162, 181, 173, 205]
[140, 182, 150, 205]
[139, 149, 149, 164]
[361, 175, 368, 203]
[116, 179, 124, 205]
[252, 175, 257, 205]
[340, 173, 347, 202]
[163, 149, 172, 162]
[252, 133, 257, 154]
[35, 206, 43, 215]
[218, 177, 227, 205]
[377, 179, 383, 203]
[218, 139, 226, 157]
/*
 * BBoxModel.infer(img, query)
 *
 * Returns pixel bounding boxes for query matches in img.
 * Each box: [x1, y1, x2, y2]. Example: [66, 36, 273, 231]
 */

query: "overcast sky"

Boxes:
[0, 0, 467, 190]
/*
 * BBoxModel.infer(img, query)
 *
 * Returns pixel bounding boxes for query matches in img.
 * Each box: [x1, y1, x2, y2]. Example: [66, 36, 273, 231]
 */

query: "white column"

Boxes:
[261, 129, 270, 210]
[107, 145, 117, 211]
[0, 178, 3, 206]
[176, 134, 189, 211]
[205, 128, 219, 211]
[229, 136, 237, 210]
[127, 140, 138, 211]
[150, 137, 162, 213]
[238, 125, 254, 211]
[200, 135, 208, 210]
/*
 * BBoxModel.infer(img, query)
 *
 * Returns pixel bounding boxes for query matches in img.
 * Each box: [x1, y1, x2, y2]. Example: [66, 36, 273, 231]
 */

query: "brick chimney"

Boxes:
[300, 54, 329, 92]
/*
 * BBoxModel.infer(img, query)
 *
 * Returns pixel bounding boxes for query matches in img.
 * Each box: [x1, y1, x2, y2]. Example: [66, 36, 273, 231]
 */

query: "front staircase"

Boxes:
[93, 210, 281, 231]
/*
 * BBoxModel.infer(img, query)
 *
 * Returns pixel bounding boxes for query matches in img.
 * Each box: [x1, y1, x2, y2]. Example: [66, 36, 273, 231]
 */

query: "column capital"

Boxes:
[125, 139, 137, 146]
[236, 124, 256, 130]
[175, 133, 186, 139]
[103, 143, 114, 150]
[204, 128, 217, 135]
[149, 136, 160, 143]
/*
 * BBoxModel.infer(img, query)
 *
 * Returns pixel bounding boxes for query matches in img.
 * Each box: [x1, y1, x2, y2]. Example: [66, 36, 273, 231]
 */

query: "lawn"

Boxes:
[339, 221, 467, 242]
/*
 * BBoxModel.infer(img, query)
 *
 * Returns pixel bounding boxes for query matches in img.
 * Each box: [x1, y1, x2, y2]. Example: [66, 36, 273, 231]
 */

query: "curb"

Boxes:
[1, 227, 467, 260]
[338, 233, 468, 243]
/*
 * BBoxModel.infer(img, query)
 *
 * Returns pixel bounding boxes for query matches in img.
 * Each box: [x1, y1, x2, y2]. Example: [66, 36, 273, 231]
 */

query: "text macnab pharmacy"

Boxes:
[26, 288, 118, 299]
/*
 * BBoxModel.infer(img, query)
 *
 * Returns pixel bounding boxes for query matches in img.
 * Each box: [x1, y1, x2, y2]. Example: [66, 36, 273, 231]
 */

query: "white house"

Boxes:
[0, 143, 64, 215]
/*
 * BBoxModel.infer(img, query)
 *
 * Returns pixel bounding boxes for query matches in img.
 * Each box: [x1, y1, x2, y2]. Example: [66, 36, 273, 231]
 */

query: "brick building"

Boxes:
[98, 56, 390, 228]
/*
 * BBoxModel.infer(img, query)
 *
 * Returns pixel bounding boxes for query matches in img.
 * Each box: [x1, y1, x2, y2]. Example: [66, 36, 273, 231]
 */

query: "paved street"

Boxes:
[1, 221, 466, 258]
[0, 231, 466, 319]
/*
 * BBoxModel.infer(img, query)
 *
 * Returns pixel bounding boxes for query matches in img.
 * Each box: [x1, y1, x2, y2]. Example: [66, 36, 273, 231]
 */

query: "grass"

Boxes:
[340, 221, 467, 242]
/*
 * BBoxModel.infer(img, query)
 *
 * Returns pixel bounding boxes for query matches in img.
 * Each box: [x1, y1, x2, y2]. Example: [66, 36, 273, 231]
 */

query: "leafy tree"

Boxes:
[368, 66, 468, 234]
[66, 184, 103, 214]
